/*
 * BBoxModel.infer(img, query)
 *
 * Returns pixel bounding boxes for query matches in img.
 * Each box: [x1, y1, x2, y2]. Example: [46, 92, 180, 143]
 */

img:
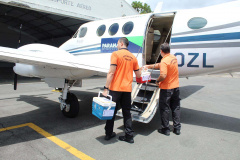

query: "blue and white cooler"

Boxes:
[92, 92, 116, 120]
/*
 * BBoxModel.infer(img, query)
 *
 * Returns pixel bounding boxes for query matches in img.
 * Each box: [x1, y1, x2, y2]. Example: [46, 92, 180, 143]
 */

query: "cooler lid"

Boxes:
[93, 97, 116, 107]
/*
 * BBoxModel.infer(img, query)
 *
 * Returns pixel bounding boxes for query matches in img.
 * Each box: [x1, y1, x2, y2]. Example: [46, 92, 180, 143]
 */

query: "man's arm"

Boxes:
[156, 62, 167, 85]
[102, 65, 116, 96]
[145, 63, 160, 70]
[156, 73, 166, 85]
[134, 70, 141, 78]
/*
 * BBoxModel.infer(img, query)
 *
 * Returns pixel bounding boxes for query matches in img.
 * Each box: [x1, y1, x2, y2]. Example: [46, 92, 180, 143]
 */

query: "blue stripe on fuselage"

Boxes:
[69, 47, 101, 54]
[69, 32, 240, 54]
[171, 32, 240, 43]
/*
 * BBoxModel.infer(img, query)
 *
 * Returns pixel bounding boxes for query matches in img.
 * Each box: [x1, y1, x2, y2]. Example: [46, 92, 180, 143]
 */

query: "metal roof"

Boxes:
[0, 3, 88, 42]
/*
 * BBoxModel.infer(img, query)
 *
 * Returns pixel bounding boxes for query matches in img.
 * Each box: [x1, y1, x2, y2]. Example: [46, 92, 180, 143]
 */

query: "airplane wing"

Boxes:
[0, 44, 108, 73]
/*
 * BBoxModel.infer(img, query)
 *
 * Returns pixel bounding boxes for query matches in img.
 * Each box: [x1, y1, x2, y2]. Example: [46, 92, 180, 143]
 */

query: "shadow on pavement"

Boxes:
[0, 84, 240, 147]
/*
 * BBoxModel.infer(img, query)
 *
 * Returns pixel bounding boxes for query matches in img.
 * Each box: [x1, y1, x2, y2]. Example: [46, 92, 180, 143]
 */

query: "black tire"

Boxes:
[62, 92, 79, 118]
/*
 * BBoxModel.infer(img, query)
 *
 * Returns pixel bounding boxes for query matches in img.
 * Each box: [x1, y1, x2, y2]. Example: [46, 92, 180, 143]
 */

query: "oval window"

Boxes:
[97, 25, 106, 37]
[79, 27, 87, 38]
[122, 21, 134, 35]
[188, 17, 207, 29]
[154, 30, 161, 41]
[109, 23, 119, 36]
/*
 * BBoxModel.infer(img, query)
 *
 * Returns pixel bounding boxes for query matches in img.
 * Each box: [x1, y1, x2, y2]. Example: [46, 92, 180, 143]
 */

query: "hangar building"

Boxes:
[0, 0, 138, 68]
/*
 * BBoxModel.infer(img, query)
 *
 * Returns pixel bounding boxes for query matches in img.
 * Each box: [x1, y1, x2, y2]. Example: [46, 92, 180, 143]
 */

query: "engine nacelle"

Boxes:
[13, 43, 97, 79]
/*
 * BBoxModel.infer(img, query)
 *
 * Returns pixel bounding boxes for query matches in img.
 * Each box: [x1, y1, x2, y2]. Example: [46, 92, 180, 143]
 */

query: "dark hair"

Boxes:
[160, 43, 170, 53]
[119, 37, 129, 47]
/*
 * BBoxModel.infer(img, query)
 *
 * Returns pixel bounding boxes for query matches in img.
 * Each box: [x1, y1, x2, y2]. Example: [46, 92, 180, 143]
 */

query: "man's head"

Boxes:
[117, 37, 129, 50]
[160, 43, 170, 57]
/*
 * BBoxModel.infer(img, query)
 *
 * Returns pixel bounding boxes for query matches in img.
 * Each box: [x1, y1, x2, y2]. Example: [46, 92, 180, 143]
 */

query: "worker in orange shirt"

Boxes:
[102, 37, 141, 143]
[145, 43, 181, 136]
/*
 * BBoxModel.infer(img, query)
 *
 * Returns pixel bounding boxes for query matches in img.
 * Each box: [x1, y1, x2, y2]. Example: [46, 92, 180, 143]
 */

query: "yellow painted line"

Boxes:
[0, 123, 28, 132]
[0, 123, 95, 160]
[51, 89, 63, 92]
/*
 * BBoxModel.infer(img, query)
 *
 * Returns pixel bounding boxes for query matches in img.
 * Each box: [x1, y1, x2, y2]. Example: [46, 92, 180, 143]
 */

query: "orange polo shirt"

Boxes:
[109, 49, 139, 92]
[159, 54, 179, 89]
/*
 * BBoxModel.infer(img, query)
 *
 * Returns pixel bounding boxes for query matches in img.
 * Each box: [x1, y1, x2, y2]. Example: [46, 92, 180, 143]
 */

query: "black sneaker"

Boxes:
[158, 129, 170, 136]
[118, 136, 134, 143]
[104, 132, 116, 140]
[173, 129, 181, 135]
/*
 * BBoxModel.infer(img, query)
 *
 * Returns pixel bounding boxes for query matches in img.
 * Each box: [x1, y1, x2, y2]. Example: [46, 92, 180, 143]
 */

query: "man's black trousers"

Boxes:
[159, 87, 181, 131]
[105, 90, 134, 137]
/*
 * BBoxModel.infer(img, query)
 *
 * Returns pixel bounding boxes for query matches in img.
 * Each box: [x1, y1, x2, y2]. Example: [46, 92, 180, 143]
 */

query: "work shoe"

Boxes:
[158, 129, 170, 136]
[104, 132, 116, 140]
[173, 129, 181, 135]
[118, 136, 134, 143]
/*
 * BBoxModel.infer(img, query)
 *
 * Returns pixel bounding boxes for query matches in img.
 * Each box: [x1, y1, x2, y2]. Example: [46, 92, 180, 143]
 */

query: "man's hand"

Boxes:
[140, 65, 147, 71]
[155, 74, 166, 86]
[102, 89, 108, 97]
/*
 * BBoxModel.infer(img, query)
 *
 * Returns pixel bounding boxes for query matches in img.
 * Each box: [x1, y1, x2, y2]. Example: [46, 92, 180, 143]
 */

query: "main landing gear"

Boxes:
[58, 80, 79, 118]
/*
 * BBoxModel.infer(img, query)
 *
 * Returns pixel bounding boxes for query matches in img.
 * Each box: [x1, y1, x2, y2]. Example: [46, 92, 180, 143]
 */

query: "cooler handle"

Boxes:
[98, 91, 113, 110]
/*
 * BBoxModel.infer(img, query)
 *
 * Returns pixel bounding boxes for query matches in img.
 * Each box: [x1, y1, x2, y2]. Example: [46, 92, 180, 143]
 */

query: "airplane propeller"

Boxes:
[14, 24, 22, 91]
[14, 73, 17, 90]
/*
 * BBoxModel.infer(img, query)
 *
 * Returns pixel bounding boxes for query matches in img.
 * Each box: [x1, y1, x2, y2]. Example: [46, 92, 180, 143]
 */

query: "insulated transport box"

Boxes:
[136, 69, 151, 83]
[92, 92, 116, 120]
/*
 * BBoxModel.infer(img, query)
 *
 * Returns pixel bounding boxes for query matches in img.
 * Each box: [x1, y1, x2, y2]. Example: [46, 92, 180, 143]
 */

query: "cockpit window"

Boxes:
[109, 23, 119, 36]
[122, 21, 134, 35]
[79, 27, 87, 38]
[97, 25, 106, 36]
[72, 30, 79, 38]
[188, 17, 207, 29]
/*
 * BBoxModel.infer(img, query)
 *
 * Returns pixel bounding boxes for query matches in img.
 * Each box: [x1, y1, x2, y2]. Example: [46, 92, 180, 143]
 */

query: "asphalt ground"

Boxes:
[0, 74, 240, 160]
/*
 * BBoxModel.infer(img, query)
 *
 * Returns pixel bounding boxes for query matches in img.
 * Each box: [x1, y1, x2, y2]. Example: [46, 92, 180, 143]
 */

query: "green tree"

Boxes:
[131, 1, 152, 14]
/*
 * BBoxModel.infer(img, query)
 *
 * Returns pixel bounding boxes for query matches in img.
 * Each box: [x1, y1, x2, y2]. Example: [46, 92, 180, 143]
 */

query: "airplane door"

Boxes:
[118, 13, 176, 123]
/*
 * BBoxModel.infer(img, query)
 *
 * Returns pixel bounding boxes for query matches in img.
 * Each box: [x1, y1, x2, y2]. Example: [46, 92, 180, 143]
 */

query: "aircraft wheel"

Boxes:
[62, 93, 79, 118]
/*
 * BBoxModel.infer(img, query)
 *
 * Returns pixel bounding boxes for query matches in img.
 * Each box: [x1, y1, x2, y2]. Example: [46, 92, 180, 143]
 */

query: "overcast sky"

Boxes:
[125, 0, 237, 12]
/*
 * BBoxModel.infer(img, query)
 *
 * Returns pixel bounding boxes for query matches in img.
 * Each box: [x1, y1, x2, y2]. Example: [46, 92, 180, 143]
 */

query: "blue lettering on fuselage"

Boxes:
[174, 53, 214, 68]
[101, 37, 142, 53]
[101, 38, 118, 53]
[187, 53, 199, 68]
[102, 43, 118, 50]
[203, 53, 214, 68]
[174, 53, 185, 67]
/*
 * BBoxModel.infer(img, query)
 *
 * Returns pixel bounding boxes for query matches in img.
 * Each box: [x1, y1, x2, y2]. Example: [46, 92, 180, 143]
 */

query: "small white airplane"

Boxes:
[0, 1, 239, 122]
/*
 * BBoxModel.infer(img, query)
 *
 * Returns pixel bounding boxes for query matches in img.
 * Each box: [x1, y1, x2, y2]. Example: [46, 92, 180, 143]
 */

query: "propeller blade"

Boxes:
[14, 73, 17, 90]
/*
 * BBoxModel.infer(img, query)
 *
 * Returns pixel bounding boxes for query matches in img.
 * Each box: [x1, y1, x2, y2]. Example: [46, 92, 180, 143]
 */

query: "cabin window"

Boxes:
[79, 27, 87, 38]
[109, 23, 119, 36]
[154, 30, 161, 41]
[97, 25, 106, 36]
[122, 21, 134, 35]
[188, 17, 207, 29]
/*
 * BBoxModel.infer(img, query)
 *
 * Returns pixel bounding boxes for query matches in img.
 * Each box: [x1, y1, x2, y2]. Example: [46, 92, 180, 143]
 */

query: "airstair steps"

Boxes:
[139, 84, 156, 91]
[117, 78, 160, 123]
[131, 80, 158, 112]
[133, 96, 150, 103]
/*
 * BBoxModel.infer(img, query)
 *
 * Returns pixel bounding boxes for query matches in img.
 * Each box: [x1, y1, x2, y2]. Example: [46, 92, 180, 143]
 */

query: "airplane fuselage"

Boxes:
[14, 0, 240, 81]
